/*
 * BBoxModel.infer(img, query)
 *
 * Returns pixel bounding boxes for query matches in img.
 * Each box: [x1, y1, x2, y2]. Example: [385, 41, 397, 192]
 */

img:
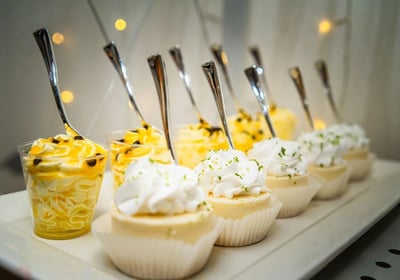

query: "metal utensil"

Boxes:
[288, 67, 315, 130]
[245, 65, 277, 137]
[201, 61, 235, 149]
[248, 45, 277, 110]
[210, 44, 244, 113]
[169, 45, 206, 123]
[33, 28, 80, 136]
[103, 42, 146, 124]
[315, 60, 341, 122]
[147, 54, 177, 164]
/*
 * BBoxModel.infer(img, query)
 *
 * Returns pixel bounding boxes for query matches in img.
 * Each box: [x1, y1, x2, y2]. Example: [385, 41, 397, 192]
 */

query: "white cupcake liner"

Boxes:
[215, 195, 282, 247]
[92, 213, 224, 279]
[273, 183, 320, 218]
[347, 152, 375, 181]
[311, 165, 352, 200]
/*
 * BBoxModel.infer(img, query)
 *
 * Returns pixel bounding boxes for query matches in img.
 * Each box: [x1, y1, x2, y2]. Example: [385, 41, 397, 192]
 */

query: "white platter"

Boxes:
[0, 159, 399, 279]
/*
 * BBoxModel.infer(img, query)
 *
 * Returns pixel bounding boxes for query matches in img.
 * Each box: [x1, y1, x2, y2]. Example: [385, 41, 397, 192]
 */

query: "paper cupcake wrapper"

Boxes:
[311, 166, 352, 200]
[215, 195, 282, 247]
[272, 183, 320, 218]
[346, 152, 375, 181]
[92, 213, 224, 279]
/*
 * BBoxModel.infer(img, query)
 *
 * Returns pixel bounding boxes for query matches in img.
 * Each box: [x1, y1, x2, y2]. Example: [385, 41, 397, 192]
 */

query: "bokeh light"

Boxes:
[52, 32, 64, 44]
[318, 19, 332, 34]
[314, 118, 327, 130]
[114, 19, 127, 31]
[61, 90, 74, 103]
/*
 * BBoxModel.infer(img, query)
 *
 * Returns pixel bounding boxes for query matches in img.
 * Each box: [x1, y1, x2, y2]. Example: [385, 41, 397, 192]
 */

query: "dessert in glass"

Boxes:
[19, 133, 107, 239]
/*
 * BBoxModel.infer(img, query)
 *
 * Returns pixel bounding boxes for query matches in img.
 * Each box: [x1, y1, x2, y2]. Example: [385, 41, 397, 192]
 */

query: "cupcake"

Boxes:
[299, 129, 352, 200]
[194, 149, 281, 246]
[327, 123, 373, 181]
[248, 137, 319, 218]
[92, 157, 223, 279]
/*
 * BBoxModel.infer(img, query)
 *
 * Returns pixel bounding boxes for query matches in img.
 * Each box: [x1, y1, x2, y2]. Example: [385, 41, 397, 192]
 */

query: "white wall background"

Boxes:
[0, 0, 399, 194]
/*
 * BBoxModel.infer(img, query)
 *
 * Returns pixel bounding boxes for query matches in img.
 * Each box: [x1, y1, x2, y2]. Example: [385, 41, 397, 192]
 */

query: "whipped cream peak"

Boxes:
[326, 123, 370, 150]
[194, 149, 267, 198]
[299, 129, 348, 167]
[248, 137, 308, 177]
[115, 157, 205, 216]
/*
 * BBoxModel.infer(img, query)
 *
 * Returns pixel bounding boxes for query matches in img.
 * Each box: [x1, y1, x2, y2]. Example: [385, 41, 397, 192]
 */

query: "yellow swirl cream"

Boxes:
[109, 123, 169, 189]
[175, 119, 228, 168]
[267, 107, 297, 140]
[19, 133, 107, 239]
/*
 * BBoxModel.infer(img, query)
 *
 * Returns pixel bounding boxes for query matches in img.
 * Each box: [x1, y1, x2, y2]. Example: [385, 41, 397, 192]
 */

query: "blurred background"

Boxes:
[1, 0, 399, 194]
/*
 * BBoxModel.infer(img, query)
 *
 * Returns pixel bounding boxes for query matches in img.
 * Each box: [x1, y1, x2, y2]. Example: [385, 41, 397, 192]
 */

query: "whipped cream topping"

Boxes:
[28, 134, 106, 171]
[298, 129, 348, 167]
[194, 149, 267, 198]
[326, 123, 370, 150]
[115, 157, 205, 216]
[248, 137, 308, 177]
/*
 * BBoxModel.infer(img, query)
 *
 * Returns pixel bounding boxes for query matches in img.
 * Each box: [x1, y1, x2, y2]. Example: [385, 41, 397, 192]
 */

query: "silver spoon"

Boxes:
[288, 67, 315, 130]
[201, 61, 235, 149]
[33, 28, 80, 136]
[210, 44, 246, 114]
[248, 45, 277, 111]
[169, 45, 205, 123]
[315, 60, 341, 122]
[147, 54, 177, 164]
[103, 42, 146, 125]
[245, 65, 277, 138]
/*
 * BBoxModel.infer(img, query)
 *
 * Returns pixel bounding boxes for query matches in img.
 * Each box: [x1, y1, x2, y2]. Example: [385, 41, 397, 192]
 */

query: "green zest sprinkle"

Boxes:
[235, 173, 243, 179]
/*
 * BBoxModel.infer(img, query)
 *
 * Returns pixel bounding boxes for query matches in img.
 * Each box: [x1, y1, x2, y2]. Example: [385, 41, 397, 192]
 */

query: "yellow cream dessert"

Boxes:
[108, 123, 169, 189]
[19, 133, 107, 239]
[248, 137, 319, 218]
[298, 129, 351, 200]
[263, 107, 297, 140]
[195, 149, 281, 246]
[92, 157, 223, 279]
[228, 108, 297, 152]
[327, 123, 373, 181]
[228, 110, 269, 152]
[175, 119, 228, 168]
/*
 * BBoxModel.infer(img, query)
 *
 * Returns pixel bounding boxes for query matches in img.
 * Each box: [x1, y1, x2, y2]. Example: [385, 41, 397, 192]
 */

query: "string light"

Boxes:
[61, 90, 74, 103]
[114, 18, 127, 31]
[52, 32, 64, 44]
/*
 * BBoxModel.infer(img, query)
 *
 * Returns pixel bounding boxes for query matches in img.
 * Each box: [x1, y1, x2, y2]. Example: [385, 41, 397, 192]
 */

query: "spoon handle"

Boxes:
[168, 45, 203, 121]
[210, 44, 242, 112]
[248, 45, 276, 109]
[288, 67, 315, 130]
[33, 28, 80, 136]
[315, 60, 341, 122]
[147, 54, 177, 164]
[202, 61, 235, 149]
[103, 42, 145, 124]
[245, 65, 277, 137]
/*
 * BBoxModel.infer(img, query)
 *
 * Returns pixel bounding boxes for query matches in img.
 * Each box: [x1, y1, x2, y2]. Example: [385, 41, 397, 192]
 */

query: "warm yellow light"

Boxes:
[114, 19, 127, 31]
[61, 90, 74, 103]
[318, 19, 332, 34]
[52, 32, 64, 44]
[314, 118, 327, 130]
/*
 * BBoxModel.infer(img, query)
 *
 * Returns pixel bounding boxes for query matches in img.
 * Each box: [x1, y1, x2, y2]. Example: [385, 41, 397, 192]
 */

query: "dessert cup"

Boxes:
[92, 203, 223, 279]
[343, 147, 374, 181]
[266, 174, 320, 218]
[309, 163, 352, 200]
[208, 192, 281, 246]
[19, 140, 107, 239]
[107, 129, 169, 189]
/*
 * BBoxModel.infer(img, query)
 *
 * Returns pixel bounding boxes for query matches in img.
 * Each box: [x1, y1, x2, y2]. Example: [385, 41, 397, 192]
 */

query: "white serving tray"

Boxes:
[0, 159, 399, 280]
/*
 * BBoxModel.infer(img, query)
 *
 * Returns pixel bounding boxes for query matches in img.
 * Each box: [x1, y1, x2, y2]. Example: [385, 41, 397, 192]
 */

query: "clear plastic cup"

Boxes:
[107, 130, 170, 190]
[18, 141, 107, 239]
